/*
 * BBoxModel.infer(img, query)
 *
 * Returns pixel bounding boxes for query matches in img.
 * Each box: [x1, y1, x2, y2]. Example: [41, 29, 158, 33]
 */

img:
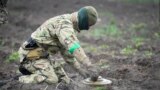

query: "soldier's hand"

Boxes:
[87, 65, 100, 81]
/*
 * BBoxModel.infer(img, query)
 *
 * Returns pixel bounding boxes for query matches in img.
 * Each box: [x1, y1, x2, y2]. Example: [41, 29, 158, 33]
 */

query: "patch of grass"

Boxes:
[131, 23, 146, 31]
[91, 11, 121, 38]
[6, 51, 19, 62]
[154, 32, 160, 38]
[95, 86, 106, 90]
[121, 45, 137, 55]
[128, 23, 147, 37]
[99, 60, 109, 69]
[82, 44, 98, 53]
[132, 37, 145, 48]
[99, 44, 109, 50]
[91, 22, 121, 37]
[107, 21, 121, 36]
[86, 46, 98, 53]
[144, 51, 153, 58]
[81, 42, 108, 53]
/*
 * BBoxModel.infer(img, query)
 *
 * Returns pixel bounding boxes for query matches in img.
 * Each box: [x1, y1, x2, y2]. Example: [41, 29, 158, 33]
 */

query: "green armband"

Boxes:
[69, 42, 80, 54]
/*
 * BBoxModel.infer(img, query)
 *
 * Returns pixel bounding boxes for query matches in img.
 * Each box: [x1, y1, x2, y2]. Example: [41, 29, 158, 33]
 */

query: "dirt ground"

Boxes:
[0, 0, 160, 90]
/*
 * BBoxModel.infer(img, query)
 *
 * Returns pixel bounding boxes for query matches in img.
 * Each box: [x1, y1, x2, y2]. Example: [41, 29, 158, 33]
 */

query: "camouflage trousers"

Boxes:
[19, 58, 70, 84]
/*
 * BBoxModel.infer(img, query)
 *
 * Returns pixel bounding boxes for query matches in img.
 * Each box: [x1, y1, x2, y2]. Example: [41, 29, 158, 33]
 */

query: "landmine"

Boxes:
[82, 76, 112, 86]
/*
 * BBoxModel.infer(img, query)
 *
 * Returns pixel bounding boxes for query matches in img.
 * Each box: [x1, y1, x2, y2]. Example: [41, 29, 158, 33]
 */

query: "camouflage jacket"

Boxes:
[31, 14, 91, 66]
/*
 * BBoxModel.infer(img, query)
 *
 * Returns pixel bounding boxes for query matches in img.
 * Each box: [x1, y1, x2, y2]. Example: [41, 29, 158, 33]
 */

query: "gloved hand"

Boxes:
[87, 65, 100, 81]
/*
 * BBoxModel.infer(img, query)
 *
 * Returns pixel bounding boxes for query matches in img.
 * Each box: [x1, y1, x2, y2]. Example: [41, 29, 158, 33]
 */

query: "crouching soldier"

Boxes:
[18, 6, 99, 84]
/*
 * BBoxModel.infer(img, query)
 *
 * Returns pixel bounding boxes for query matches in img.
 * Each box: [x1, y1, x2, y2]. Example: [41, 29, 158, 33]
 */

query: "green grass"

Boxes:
[98, 44, 109, 50]
[128, 23, 147, 36]
[121, 45, 137, 55]
[132, 37, 145, 48]
[6, 51, 19, 62]
[91, 22, 121, 37]
[81, 42, 109, 53]
[91, 11, 121, 38]
[130, 23, 146, 31]
[144, 51, 153, 58]
[95, 86, 106, 90]
[99, 61, 109, 69]
[81, 43, 98, 53]
[154, 32, 160, 38]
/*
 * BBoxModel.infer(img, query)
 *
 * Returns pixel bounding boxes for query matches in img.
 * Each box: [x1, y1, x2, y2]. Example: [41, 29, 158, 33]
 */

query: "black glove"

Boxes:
[87, 65, 100, 81]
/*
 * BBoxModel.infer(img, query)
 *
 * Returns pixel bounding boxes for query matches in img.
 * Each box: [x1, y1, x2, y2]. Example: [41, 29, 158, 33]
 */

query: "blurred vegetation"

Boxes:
[118, 0, 159, 3]
[132, 37, 145, 48]
[99, 60, 110, 69]
[81, 42, 110, 53]
[144, 51, 153, 58]
[95, 86, 106, 90]
[80, 5, 157, 59]
[130, 23, 146, 31]
[154, 32, 160, 38]
[128, 23, 148, 37]
[81, 42, 97, 53]
[91, 20, 121, 37]
[90, 11, 121, 38]
[120, 45, 137, 55]
[6, 51, 19, 62]
[98, 44, 109, 50]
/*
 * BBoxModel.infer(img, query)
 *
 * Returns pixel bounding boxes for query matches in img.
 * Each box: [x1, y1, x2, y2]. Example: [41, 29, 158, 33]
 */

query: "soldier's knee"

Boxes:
[46, 75, 59, 84]
[19, 74, 46, 84]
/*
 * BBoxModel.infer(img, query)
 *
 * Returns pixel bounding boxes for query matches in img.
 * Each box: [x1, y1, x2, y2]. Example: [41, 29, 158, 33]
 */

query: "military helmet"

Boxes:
[78, 6, 98, 30]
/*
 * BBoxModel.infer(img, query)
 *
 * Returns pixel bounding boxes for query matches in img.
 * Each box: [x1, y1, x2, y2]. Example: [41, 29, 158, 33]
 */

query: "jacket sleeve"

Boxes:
[56, 22, 91, 66]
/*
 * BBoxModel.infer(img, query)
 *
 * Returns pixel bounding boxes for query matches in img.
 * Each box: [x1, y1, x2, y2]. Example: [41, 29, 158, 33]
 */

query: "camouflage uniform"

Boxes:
[18, 6, 98, 84]
[19, 14, 90, 84]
